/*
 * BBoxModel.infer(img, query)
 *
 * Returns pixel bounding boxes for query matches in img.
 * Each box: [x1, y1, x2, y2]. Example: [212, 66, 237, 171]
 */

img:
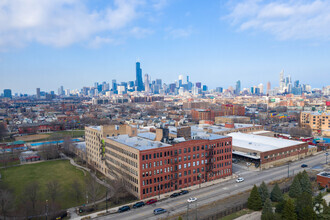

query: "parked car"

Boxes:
[170, 192, 180, 198]
[187, 197, 197, 203]
[179, 190, 189, 195]
[236, 177, 244, 183]
[133, 201, 145, 208]
[146, 199, 158, 205]
[153, 208, 167, 215]
[301, 164, 308, 168]
[118, 206, 130, 213]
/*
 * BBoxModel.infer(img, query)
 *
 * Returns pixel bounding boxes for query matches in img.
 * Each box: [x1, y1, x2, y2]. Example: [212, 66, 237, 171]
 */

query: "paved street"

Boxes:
[92, 152, 327, 220]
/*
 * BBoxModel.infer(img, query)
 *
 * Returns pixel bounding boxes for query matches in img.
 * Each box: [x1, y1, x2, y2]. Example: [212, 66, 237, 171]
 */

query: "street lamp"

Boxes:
[45, 200, 48, 220]
[287, 161, 290, 178]
[325, 152, 329, 164]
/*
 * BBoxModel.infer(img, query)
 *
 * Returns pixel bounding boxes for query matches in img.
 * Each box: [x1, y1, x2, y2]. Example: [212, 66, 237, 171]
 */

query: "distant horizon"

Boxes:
[1, 1, 330, 94]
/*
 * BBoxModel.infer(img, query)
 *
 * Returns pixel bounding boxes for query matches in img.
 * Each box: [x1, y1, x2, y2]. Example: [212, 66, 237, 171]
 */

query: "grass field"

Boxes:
[15, 130, 85, 143]
[0, 160, 105, 209]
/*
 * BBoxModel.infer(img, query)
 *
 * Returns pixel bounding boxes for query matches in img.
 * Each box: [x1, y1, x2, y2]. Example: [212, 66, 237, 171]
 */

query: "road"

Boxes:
[95, 152, 327, 220]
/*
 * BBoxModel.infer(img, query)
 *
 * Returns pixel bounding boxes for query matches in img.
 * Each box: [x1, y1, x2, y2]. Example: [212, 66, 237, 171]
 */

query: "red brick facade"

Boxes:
[139, 137, 232, 199]
[317, 173, 330, 188]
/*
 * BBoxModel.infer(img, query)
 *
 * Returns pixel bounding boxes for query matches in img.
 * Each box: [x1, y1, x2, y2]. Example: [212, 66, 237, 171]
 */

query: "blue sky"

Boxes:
[0, 0, 330, 94]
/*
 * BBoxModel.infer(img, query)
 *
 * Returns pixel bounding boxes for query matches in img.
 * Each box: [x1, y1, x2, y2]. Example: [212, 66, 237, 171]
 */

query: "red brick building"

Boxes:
[191, 105, 245, 121]
[138, 137, 232, 199]
[317, 172, 330, 188]
[18, 123, 64, 134]
[105, 132, 232, 199]
[191, 109, 224, 121]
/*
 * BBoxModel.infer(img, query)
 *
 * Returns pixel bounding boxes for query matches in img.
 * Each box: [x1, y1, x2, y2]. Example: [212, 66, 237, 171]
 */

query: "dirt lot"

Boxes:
[15, 134, 50, 141]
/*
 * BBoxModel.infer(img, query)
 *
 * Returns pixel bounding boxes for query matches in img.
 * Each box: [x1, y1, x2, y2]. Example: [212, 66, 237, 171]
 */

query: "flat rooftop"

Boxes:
[107, 135, 171, 151]
[318, 172, 330, 178]
[137, 132, 156, 140]
[168, 126, 228, 140]
[228, 132, 305, 153]
[88, 126, 101, 131]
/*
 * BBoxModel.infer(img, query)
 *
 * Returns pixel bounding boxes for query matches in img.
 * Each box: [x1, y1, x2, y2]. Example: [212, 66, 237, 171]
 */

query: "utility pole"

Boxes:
[186, 202, 190, 220]
[105, 190, 108, 213]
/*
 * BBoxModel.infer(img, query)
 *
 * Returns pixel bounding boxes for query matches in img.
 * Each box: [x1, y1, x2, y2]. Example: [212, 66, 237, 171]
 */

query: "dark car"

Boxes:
[118, 206, 130, 213]
[179, 190, 189, 195]
[301, 164, 308, 168]
[146, 199, 158, 205]
[133, 201, 145, 208]
[170, 192, 180, 198]
[154, 208, 167, 215]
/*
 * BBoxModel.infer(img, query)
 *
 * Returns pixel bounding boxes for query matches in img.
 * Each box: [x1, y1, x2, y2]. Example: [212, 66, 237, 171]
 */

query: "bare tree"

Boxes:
[109, 178, 129, 205]
[71, 179, 82, 203]
[289, 127, 312, 137]
[63, 136, 74, 156]
[0, 189, 13, 220]
[23, 182, 39, 211]
[85, 176, 102, 209]
[0, 123, 7, 141]
[47, 180, 60, 203]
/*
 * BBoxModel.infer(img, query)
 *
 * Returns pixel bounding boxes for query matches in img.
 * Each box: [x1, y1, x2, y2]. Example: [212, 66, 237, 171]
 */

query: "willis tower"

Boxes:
[136, 62, 144, 91]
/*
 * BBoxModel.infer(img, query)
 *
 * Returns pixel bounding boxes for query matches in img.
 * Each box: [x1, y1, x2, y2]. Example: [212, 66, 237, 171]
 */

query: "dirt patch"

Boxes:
[15, 134, 50, 141]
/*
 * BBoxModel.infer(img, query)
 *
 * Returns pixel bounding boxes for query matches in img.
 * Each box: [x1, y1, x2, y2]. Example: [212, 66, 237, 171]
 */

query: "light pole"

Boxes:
[325, 152, 329, 164]
[105, 190, 108, 213]
[287, 161, 290, 178]
[158, 183, 160, 199]
[45, 200, 48, 220]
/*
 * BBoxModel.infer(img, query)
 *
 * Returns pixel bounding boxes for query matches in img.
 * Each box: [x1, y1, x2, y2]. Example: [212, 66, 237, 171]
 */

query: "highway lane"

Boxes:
[96, 152, 327, 220]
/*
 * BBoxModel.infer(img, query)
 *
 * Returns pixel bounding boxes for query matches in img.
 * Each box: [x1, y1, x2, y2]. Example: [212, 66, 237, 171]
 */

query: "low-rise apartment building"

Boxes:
[301, 111, 330, 136]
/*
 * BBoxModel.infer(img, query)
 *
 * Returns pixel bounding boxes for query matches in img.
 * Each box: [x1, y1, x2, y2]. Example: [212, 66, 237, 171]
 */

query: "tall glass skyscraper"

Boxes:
[135, 62, 144, 91]
[235, 80, 241, 95]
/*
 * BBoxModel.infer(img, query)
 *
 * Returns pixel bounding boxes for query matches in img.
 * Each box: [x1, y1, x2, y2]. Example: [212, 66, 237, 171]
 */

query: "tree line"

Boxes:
[248, 170, 330, 220]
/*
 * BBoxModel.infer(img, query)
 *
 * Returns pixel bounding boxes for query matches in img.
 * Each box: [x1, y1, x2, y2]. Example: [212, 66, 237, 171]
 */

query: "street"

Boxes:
[95, 152, 327, 220]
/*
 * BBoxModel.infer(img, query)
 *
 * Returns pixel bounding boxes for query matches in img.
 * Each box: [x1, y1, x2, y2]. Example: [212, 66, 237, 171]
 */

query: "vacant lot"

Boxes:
[15, 134, 50, 141]
[15, 130, 85, 142]
[1, 160, 105, 209]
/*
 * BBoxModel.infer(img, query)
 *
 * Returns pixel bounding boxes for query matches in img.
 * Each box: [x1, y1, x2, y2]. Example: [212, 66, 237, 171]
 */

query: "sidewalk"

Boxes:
[75, 174, 238, 220]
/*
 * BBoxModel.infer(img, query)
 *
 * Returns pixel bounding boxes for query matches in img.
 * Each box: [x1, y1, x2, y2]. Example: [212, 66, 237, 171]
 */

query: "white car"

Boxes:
[187, 197, 197, 203]
[236, 177, 244, 183]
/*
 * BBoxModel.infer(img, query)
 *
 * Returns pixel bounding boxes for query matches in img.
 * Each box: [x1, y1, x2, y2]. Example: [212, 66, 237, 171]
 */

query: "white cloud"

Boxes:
[152, 0, 169, 10]
[130, 27, 154, 38]
[166, 26, 193, 39]
[0, 0, 155, 49]
[226, 0, 330, 41]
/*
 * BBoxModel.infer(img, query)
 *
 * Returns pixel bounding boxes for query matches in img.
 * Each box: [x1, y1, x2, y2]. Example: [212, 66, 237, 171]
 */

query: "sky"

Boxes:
[0, 0, 330, 94]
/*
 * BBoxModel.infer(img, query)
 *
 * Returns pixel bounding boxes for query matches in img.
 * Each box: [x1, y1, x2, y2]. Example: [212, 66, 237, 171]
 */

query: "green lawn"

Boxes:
[1, 160, 105, 209]
[50, 130, 85, 138]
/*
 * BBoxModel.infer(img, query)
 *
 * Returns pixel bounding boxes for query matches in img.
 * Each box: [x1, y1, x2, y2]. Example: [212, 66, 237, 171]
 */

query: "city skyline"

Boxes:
[1, 0, 330, 93]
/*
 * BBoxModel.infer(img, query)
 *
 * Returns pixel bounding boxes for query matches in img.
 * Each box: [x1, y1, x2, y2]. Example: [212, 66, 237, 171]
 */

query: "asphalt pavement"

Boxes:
[92, 152, 327, 220]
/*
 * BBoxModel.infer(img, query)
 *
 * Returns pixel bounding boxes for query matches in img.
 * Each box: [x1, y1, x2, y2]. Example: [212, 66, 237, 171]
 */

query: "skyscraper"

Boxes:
[279, 70, 285, 93]
[235, 80, 241, 95]
[267, 81, 271, 95]
[3, 89, 12, 99]
[135, 62, 144, 91]
[36, 88, 41, 99]
[144, 73, 150, 93]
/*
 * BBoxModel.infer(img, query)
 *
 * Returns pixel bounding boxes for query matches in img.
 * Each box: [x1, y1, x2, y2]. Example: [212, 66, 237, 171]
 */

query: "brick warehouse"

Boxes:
[106, 133, 232, 199]
[87, 125, 232, 200]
